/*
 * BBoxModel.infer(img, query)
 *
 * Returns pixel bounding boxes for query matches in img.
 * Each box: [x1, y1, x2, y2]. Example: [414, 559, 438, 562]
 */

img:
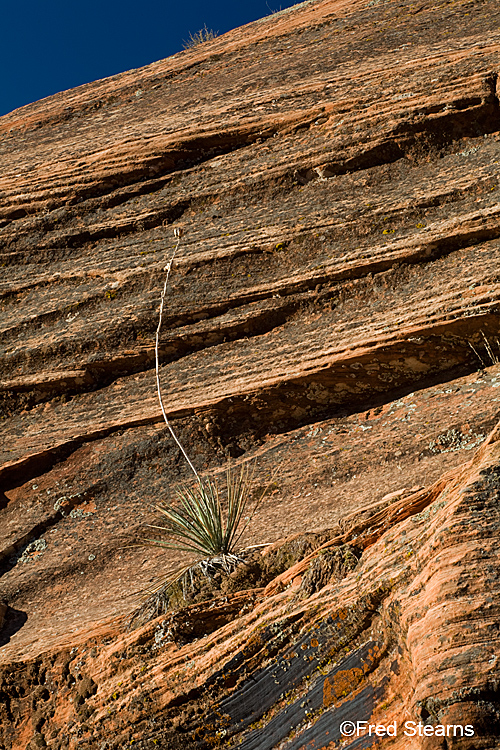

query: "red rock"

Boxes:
[1, 0, 500, 747]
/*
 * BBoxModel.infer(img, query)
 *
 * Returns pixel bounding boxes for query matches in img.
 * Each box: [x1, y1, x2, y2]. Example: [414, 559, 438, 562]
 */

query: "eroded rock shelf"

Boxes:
[1, 0, 500, 747]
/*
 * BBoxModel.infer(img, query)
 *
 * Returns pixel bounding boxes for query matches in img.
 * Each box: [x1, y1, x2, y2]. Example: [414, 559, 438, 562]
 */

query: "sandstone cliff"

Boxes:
[1, 0, 500, 747]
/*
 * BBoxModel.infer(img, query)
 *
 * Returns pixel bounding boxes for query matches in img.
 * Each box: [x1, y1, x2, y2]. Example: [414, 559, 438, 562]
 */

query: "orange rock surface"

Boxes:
[1, 0, 500, 747]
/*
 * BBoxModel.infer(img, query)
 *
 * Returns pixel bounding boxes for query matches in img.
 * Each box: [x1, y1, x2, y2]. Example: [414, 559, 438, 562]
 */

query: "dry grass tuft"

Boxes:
[182, 25, 219, 49]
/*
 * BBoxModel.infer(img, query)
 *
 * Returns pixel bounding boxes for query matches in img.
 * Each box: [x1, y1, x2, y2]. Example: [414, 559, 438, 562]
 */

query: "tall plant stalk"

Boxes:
[155, 228, 201, 482]
[128, 228, 273, 625]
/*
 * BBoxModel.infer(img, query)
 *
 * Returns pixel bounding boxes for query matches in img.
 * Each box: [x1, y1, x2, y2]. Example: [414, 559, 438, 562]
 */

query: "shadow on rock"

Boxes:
[0, 605, 28, 648]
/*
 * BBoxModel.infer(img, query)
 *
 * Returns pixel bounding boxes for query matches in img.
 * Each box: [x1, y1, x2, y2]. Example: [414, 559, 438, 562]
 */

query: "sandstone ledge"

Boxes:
[1, 0, 500, 747]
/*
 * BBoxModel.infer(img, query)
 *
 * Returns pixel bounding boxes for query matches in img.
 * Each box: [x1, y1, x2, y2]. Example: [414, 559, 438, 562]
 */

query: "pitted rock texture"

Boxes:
[1, 0, 500, 747]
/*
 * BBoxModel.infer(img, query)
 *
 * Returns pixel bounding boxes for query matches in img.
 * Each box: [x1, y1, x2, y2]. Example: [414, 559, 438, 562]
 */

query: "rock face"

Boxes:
[1, 0, 500, 747]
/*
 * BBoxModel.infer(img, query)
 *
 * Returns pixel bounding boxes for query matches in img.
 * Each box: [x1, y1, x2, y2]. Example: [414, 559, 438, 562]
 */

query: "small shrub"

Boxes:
[182, 25, 219, 50]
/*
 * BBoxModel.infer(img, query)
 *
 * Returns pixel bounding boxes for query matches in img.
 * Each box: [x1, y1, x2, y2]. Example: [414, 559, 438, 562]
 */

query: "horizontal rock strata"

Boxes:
[1, 0, 500, 747]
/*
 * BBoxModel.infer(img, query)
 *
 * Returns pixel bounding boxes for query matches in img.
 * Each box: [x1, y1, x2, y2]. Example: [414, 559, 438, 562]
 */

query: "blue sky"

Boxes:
[1, 0, 299, 117]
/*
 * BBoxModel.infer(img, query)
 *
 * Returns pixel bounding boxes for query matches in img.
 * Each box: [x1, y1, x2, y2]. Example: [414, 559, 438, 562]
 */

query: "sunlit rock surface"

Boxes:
[1, 0, 500, 747]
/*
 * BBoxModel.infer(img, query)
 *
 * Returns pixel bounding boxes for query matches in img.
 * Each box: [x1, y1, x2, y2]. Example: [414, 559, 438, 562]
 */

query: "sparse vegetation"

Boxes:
[182, 25, 219, 50]
[468, 330, 500, 368]
[144, 462, 260, 591]
[130, 229, 269, 624]
[149, 464, 254, 562]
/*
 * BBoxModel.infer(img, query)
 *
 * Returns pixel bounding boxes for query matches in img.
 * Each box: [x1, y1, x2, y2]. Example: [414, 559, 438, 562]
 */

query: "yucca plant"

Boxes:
[149, 463, 254, 565]
[132, 463, 266, 622]
[129, 229, 269, 625]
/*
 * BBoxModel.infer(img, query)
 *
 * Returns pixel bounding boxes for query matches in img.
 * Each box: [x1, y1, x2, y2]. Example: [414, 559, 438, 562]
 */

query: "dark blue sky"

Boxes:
[1, 0, 299, 117]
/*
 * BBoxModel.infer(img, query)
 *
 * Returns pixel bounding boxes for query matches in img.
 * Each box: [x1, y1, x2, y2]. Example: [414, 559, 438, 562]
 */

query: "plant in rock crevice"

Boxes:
[468, 329, 500, 368]
[131, 229, 270, 623]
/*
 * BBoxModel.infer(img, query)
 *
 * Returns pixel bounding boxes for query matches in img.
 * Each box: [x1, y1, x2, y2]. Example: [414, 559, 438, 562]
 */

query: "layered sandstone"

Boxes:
[1, 0, 500, 747]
